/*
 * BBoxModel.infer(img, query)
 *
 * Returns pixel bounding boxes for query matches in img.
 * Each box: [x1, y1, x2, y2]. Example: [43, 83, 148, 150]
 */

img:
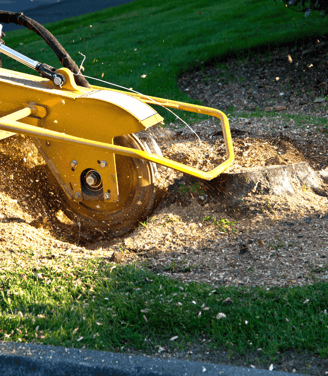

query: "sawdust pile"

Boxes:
[130, 118, 328, 290]
[0, 114, 325, 255]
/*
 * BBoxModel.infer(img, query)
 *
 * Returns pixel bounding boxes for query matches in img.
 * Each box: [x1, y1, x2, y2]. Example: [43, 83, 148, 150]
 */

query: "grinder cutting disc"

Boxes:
[46, 134, 158, 237]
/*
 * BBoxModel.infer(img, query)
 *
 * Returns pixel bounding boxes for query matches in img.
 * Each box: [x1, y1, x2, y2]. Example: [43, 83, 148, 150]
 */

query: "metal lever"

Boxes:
[0, 41, 39, 70]
[0, 28, 65, 87]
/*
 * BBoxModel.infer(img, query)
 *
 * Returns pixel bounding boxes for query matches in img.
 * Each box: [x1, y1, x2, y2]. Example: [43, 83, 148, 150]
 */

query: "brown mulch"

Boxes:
[178, 35, 328, 116]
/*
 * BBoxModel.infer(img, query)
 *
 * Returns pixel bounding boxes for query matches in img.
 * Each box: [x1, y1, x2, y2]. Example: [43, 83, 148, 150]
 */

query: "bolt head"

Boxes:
[86, 175, 96, 186]
[71, 160, 78, 168]
[53, 75, 63, 86]
[104, 192, 111, 200]
[100, 160, 107, 168]
[74, 192, 81, 200]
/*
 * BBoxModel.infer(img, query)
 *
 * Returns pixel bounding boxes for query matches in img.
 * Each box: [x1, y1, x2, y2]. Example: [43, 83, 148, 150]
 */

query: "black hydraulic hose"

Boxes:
[0, 10, 90, 87]
[0, 27, 4, 67]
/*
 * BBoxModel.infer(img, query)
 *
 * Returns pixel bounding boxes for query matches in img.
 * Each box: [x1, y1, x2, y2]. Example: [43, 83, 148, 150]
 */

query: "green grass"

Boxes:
[203, 216, 238, 235]
[230, 108, 328, 133]
[177, 182, 205, 195]
[1, 253, 328, 360]
[3, 0, 328, 112]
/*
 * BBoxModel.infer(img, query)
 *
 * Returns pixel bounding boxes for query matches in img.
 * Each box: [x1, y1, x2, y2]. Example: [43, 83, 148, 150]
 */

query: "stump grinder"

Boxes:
[0, 11, 234, 237]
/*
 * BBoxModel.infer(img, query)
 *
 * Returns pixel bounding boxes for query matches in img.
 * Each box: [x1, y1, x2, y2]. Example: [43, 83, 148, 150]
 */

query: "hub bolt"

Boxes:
[86, 174, 96, 186]
[85, 171, 101, 188]
[104, 192, 111, 200]
[100, 160, 107, 168]
[71, 160, 78, 168]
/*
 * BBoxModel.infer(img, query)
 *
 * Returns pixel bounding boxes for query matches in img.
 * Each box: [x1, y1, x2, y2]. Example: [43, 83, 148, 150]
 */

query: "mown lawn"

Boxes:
[1, 254, 327, 359]
[4, 0, 328, 105]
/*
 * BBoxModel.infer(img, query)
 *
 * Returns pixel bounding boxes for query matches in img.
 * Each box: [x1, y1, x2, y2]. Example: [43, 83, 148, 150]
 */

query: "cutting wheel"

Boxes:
[47, 134, 157, 237]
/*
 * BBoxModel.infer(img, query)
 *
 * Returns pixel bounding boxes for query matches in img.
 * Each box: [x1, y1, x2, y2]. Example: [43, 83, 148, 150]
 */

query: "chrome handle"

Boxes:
[0, 41, 40, 70]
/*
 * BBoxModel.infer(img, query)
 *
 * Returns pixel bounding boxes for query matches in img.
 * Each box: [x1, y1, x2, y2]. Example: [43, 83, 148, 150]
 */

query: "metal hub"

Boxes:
[81, 169, 102, 191]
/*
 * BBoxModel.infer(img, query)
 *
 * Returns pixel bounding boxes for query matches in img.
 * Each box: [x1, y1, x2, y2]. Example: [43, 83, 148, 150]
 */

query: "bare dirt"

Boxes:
[0, 35, 328, 374]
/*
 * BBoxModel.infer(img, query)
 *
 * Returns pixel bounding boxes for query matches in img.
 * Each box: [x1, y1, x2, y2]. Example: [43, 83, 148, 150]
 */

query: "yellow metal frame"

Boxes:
[0, 101, 234, 181]
[0, 68, 234, 184]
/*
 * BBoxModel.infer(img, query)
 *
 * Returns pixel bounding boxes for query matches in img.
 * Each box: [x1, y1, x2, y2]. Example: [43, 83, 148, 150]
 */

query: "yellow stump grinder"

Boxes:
[0, 11, 234, 237]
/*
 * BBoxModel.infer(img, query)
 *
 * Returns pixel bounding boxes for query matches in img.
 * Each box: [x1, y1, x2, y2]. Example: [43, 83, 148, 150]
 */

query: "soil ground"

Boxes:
[0, 35, 327, 374]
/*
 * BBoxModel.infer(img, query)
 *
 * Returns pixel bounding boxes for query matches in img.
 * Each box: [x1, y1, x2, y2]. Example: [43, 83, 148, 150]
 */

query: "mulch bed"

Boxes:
[178, 34, 328, 116]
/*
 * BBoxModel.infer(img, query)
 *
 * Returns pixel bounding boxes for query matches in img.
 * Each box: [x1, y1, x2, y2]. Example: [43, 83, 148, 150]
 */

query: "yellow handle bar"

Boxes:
[0, 99, 234, 181]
